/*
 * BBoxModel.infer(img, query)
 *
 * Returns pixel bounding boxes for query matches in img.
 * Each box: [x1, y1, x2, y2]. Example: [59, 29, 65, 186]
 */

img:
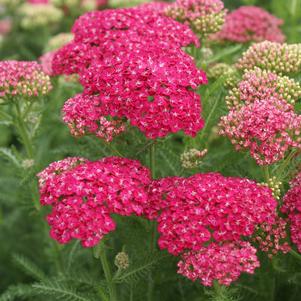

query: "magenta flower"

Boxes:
[75, 45, 206, 139]
[38, 157, 152, 247]
[178, 241, 260, 286]
[148, 173, 277, 256]
[214, 6, 285, 43]
[282, 172, 301, 253]
[62, 94, 126, 142]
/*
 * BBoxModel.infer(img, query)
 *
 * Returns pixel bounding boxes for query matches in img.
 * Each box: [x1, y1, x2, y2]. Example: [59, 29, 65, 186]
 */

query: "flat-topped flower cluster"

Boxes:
[51, 6, 207, 140]
[38, 157, 289, 286]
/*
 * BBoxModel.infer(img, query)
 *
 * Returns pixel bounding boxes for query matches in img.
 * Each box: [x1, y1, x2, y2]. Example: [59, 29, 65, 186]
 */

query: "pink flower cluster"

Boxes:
[282, 172, 301, 253]
[219, 99, 301, 165]
[253, 217, 291, 258]
[53, 8, 199, 75]
[0, 61, 52, 98]
[147, 172, 279, 285]
[62, 94, 126, 142]
[75, 45, 206, 139]
[214, 6, 285, 43]
[149, 173, 277, 255]
[39, 156, 286, 284]
[226, 68, 301, 109]
[37, 157, 152, 247]
[178, 241, 259, 286]
[51, 8, 207, 139]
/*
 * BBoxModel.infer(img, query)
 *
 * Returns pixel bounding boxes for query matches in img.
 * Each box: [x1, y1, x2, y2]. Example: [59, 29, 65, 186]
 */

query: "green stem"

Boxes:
[289, 249, 301, 261]
[262, 166, 270, 183]
[273, 151, 297, 181]
[148, 142, 157, 301]
[98, 243, 118, 301]
[14, 101, 34, 158]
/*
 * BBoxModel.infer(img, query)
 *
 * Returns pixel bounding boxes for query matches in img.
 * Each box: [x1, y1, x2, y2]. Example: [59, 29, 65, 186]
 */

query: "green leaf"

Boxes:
[13, 253, 46, 281]
[33, 280, 96, 301]
[0, 147, 21, 168]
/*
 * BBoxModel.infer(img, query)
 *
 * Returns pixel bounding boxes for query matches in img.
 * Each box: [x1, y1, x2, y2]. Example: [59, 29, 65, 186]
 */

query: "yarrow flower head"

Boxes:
[38, 157, 152, 247]
[253, 217, 291, 258]
[52, 8, 200, 76]
[77, 45, 207, 139]
[165, 0, 226, 37]
[282, 172, 301, 253]
[219, 99, 301, 165]
[226, 67, 301, 109]
[148, 173, 277, 256]
[213, 6, 285, 43]
[236, 42, 301, 75]
[18, 3, 63, 29]
[178, 241, 260, 286]
[63, 94, 126, 142]
[0, 61, 52, 99]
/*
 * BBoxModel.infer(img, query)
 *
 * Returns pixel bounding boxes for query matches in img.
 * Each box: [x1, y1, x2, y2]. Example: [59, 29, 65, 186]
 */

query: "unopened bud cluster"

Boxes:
[208, 63, 239, 88]
[114, 252, 130, 270]
[165, 0, 226, 37]
[18, 3, 63, 29]
[237, 42, 301, 75]
[226, 67, 301, 109]
[181, 148, 207, 169]
[261, 176, 282, 200]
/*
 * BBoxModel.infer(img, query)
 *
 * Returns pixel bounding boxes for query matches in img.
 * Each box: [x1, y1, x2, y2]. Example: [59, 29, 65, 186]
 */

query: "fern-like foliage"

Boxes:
[32, 280, 98, 301]
[0, 284, 35, 301]
[12, 253, 46, 281]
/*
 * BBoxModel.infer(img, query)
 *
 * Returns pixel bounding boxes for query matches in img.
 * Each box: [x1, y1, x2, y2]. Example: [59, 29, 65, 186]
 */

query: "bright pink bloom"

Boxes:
[71, 8, 199, 48]
[52, 7, 199, 75]
[0, 61, 52, 98]
[214, 6, 285, 43]
[76, 45, 206, 139]
[282, 172, 301, 253]
[219, 99, 301, 165]
[48, 196, 116, 247]
[149, 173, 277, 255]
[62, 94, 126, 142]
[178, 241, 260, 286]
[253, 217, 291, 257]
[38, 157, 152, 247]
